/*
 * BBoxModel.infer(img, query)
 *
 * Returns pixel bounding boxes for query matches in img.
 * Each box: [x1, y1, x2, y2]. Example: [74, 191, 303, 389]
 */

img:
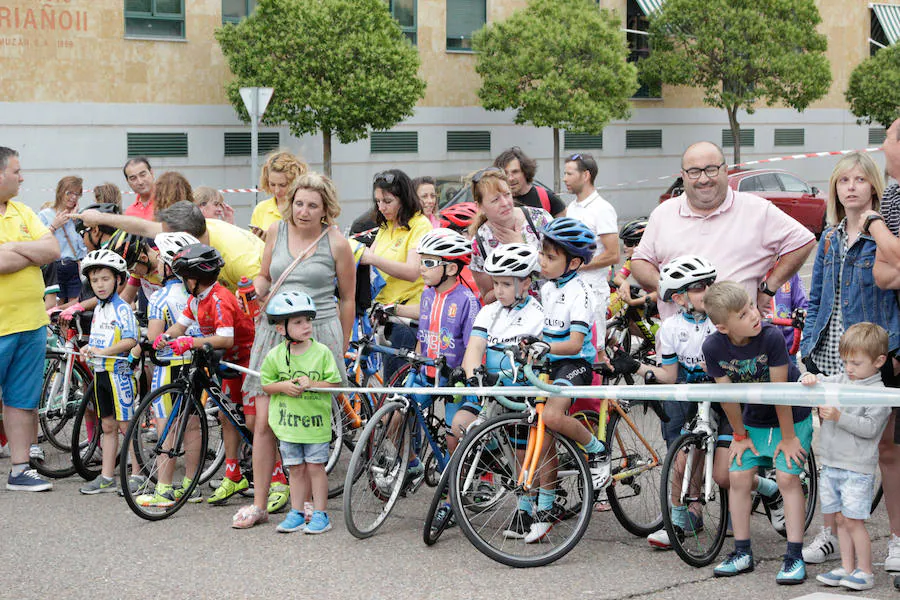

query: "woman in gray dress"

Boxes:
[232, 172, 355, 529]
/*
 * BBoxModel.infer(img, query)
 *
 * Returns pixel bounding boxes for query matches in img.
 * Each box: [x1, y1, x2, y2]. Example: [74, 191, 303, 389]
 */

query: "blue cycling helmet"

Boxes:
[266, 291, 317, 325]
[541, 217, 597, 263]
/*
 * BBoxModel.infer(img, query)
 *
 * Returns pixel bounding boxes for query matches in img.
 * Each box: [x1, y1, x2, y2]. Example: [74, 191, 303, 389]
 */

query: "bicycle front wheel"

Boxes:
[327, 382, 375, 498]
[343, 400, 411, 539]
[660, 432, 728, 567]
[423, 451, 459, 546]
[605, 402, 666, 537]
[449, 413, 593, 568]
[70, 384, 104, 481]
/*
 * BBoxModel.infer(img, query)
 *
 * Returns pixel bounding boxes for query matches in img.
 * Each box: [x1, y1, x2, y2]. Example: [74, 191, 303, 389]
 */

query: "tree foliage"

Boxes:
[473, 0, 638, 186]
[846, 44, 900, 128]
[639, 0, 831, 164]
[216, 0, 426, 176]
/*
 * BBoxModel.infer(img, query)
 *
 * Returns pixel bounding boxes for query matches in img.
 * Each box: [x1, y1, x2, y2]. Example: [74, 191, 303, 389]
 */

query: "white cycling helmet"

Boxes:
[658, 255, 718, 302]
[81, 249, 128, 278]
[484, 243, 540, 278]
[416, 228, 472, 263]
[155, 232, 201, 267]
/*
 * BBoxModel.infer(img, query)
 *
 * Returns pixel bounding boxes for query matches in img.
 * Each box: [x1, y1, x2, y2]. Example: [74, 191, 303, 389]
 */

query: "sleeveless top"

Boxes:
[270, 221, 338, 320]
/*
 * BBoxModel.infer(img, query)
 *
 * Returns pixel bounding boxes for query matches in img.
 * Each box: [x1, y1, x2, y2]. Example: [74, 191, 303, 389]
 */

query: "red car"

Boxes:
[659, 168, 827, 237]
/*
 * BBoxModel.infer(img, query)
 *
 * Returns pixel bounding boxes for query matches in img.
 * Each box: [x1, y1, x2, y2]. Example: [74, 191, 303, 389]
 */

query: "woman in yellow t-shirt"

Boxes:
[249, 151, 307, 240]
[360, 169, 433, 378]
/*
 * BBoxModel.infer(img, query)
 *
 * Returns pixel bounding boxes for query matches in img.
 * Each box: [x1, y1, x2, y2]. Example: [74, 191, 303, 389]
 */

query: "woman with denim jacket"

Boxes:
[799, 151, 900, 565]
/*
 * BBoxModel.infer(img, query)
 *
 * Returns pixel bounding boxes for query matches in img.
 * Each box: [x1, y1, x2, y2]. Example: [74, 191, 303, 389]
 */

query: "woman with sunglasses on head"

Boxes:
[359, 169, 433, 379]
[468, 167, 551, 304]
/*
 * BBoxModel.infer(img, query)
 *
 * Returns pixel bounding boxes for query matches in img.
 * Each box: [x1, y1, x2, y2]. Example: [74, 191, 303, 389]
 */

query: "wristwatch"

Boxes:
[758, 280, 776, 297]
[863, 213, 884, 235]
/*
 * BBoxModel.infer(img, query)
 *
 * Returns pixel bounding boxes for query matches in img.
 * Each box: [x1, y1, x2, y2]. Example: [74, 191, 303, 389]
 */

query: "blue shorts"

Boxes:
[280, 441, 330, 466]
[0, 326, 47, 410]
[730, 414, 814, 475]
[819, 465, 875, 520]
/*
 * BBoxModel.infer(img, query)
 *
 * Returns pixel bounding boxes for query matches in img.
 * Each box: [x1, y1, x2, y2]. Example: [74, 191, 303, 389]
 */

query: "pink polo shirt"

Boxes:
[125, 195, 155, 220]
[633, 188, 814, 321]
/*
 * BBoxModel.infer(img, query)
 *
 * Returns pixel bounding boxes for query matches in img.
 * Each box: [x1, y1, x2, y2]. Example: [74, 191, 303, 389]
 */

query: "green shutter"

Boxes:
[869, 127, 887, 145]
[564, 132, 603, 150]
[774, 128, 805, 147]
[625, 129, 662, 149]
[447, 131, 491, 152]
[371, 131, 418, 153]
[722, 129, 755, 147]
[447, 0, 486, 49]
[127, 133, 188, 157]
[224, 132, 280, 156]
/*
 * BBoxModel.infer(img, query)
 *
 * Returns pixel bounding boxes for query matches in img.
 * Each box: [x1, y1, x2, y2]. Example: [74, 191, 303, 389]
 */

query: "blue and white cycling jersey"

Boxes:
[148, 278, 202, 366]
[471, 296, 544, 383]
[88, 293, 139, 376]
[656, 310, 715, 383]
[540, 273, 596, 363]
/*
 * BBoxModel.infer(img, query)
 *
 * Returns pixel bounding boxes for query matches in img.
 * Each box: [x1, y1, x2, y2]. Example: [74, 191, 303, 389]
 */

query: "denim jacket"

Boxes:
[801, 225, 900, 357]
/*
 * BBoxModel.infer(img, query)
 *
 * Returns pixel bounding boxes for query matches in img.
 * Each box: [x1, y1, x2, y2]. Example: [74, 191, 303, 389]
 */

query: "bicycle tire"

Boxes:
[605, 403, 666, 537]
[70, 382, 106, 481]
[872, 484, 883, 514]
[377, 363, 412, 409]
[32, 356, 91, 478]
[327, 377, 376, 498]
[423, 452, 458, 546]
[120, 384, 208, 521]
[771, 448, 818, 538]
[199, 404, 225, 485]
[449, 413, 593, 568]
[660, 432, 728, 567]
[343, 400, 411, 539]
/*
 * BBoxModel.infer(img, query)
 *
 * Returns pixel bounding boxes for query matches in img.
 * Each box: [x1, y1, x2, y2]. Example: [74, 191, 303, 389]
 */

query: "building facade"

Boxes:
[0, 0, 895, 225]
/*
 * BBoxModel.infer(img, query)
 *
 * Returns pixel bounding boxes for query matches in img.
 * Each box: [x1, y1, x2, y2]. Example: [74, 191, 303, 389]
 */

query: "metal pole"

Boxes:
[250, 89, 260, 206]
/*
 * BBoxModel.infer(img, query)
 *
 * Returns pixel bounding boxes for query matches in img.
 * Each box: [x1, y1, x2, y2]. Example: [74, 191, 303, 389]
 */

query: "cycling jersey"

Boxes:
[656, 310, 716, 383]
[177, 281, 254, 365]
[128, 270, 163, 301]
[417, 282, 480, 378]
[471, 296, 544, 382]
[540, 273, 596, 363]
[149, 278, 201, 369]
[88, 292, 139, 375]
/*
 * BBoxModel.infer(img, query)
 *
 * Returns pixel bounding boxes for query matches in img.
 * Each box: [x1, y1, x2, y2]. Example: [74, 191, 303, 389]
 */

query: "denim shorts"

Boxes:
[730, 414, 814, 475]
[279, 441, 330, 466]
[819, 465, 875, 520]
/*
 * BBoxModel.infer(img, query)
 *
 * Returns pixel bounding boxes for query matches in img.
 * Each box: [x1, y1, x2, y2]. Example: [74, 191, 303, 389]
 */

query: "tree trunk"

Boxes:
[323, 129, 332, 179]
[553, 127, 560, 193]
[727, 106, 741, 166]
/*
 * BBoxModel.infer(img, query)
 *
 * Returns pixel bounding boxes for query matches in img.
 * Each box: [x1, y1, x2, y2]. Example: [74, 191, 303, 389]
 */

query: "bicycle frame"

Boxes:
[677, 401, 719, 506]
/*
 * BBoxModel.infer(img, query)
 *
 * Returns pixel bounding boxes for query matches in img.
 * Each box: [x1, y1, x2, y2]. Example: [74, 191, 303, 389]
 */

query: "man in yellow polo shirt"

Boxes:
[0, 147, 61, 492]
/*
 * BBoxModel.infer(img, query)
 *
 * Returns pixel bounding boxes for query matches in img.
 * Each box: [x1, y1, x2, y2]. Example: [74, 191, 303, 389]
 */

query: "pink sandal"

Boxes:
[232, 504, 269, 529]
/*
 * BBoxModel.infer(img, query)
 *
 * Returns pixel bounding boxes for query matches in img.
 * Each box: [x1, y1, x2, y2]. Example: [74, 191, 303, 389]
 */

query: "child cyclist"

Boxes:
[801, 323, 892, 591]
[135, 232, 203, 508]
[261, 291, 342, 534]
[702, 281, 814, 584]
[523, 217, 608, 543]
[610, 218, 656, 311]
[78, 250, 141, 495]
[153, 243, 255, 506]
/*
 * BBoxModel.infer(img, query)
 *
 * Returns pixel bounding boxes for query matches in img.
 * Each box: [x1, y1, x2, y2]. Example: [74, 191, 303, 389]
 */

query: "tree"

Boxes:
[846, 44, 900, 129]
[639, 0, 831, 164]
[216, 0, 426, 178]
[473, 0, 638, 190]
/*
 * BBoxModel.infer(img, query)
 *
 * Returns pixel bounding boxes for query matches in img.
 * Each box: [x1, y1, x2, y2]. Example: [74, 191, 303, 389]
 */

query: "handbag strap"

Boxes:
[268, 225, 334, 300]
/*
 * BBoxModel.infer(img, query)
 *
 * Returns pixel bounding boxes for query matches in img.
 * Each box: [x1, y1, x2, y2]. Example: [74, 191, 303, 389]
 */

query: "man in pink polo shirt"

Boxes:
[123, 157, 155, 220]
[631, 141, 814, 322]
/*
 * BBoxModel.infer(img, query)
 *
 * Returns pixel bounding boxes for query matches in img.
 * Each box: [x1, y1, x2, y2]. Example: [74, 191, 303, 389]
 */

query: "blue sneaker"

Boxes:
[7, 468, 52, 492]
[304, 510, 332, 534]
[775, 556, 806, 585]
[816, 567, 848, 586]
[276, 509, 307, 533]
[713, 550, 754, 577]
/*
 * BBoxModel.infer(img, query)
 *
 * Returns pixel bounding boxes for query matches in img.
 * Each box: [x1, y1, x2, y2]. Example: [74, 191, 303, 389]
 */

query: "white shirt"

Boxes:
[656, 311, 716, 383]
[565, 190, 618, 296]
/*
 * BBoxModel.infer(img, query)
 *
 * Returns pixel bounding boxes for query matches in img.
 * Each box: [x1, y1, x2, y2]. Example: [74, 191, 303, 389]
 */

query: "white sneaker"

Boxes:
[0, 444, 9, 459]
[802, 526, 840, 564]
[647, 528, 672, 550]
[886, 534, 900, 572]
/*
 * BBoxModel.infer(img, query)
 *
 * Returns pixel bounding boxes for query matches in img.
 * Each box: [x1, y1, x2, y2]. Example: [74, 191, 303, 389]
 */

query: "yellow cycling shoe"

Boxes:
[267, 482, 290, 513]
[207, 476, 249, 505]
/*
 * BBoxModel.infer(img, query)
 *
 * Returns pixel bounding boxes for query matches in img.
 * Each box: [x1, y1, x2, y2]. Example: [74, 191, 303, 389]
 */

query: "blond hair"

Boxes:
[827, 152, 884, 226]
[703, 281, 751, 325]
[839, 322, 889, 360]
[283, 171, 341, 226]
[193, 186, 224, 207]
[259, 150, 307, 194]
[469, 168, 511, 237]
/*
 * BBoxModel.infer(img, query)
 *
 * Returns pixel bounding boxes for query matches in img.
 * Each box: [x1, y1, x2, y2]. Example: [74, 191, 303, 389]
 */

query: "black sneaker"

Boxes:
[893, 574, 899, 590]
[503, 509, 533, 539]
[433, 503, 456, 531]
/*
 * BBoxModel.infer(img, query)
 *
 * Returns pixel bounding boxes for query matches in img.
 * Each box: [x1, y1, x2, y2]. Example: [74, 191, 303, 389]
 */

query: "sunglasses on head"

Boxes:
[420, 258, 447, 269]
[374, 171, 396, 185]
[472, 166, 503, 184]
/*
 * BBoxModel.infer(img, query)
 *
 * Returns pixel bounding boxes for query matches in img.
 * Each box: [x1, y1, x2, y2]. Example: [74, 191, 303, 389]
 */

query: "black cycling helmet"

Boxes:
[106, 229, 151, 271]
[73, 203, 121, 236]
[619, 218, 648, 247]
[171, 243, 224, 288]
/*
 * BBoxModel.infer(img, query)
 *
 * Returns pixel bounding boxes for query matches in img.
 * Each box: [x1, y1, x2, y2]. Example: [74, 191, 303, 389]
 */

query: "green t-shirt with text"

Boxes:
[260, 340, 341, 444]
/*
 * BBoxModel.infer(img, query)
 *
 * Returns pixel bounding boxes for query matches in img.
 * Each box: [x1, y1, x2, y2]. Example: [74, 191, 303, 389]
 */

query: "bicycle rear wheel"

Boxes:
[660, 433, 728, 567]
[327, 382, 375, 498]
[33, 356, 90, 478]
[605, 403, 666, 537]
[449, 413, 593, 568]
[343, 401, 411, 538]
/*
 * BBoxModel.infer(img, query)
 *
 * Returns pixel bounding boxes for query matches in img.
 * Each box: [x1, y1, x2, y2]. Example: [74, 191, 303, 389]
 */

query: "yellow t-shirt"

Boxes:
[0, 201, 51, 336]
[250, 197, 283, 233]
[372, 213, 432, 305]
[205, 218, 264, 291]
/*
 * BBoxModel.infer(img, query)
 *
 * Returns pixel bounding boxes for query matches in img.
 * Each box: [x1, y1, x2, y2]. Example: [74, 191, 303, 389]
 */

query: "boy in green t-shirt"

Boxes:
[260, 291, 341, 534]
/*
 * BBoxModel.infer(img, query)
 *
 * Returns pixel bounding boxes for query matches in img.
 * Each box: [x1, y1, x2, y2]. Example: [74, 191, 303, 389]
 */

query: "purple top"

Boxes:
[774, 273, 808, 351]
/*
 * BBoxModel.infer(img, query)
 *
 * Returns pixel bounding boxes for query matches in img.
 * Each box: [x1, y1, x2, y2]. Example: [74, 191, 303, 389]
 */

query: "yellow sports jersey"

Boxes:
[250, 197, 283, 233]
[0, 201, 51, 335]
[372, 213, 432, 305]
[205, 218, 264, 291]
